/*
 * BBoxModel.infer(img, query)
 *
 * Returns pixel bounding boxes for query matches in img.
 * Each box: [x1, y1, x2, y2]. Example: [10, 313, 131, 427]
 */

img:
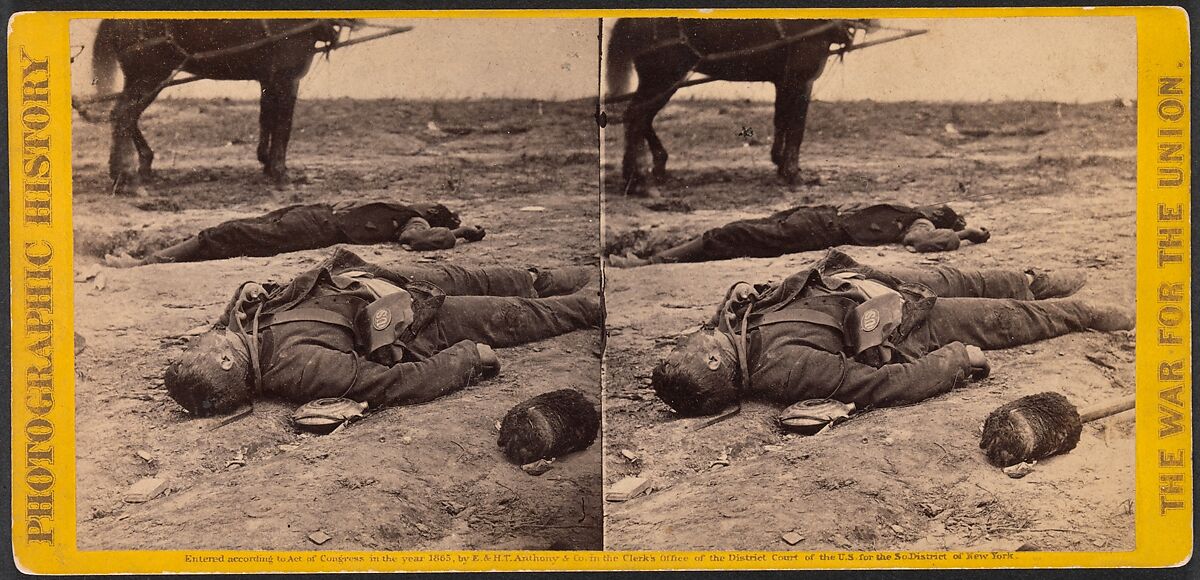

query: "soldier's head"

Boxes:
[651, 327, 739, 416]
[919, 205, 966, 231]
[165, 329, 253, 417]
[411, 202, 462, 229]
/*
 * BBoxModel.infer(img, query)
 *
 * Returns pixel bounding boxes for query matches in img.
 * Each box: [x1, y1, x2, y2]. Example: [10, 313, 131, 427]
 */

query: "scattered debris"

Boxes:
[308, 531, 332, 545]
[1084, 353, 1117, 370]
[1003, 461, 1036, 479]
[606, 476, 651, 502]
[708, 449, 731, 469]
[442, 500, 466, 515]
[521, 459, 555, 476]
[243, 505, 273, 518]
[225, 450, 247, 469]
[123, 477, 168, 503]
[135, 450, 154, 463]
[918, 503, 945, 518]
[781, 531, 804, 545]
[890, 524, 906, 534]
[619, 449, 640, 464]
[183, 324, 210, 337]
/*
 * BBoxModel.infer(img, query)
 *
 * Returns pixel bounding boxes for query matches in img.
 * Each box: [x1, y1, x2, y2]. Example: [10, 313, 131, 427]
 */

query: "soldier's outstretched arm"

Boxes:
[264, 340, 490, 407]
[763, 342, 975, 408]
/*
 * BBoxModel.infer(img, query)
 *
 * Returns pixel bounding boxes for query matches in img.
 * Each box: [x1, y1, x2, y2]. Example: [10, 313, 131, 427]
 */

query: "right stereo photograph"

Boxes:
[600, 16, 1137, 552]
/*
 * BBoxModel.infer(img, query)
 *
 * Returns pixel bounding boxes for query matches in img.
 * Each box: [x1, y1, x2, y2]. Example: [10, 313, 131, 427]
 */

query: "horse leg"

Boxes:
[261, 77, 301, 188]
[109, 77, 165, 196]
[776, 50, 827, 185]
[646, 126, 669, 180]
[770, 83, 788, 168]
[256, 89, 273, 172]
[623, 57, 693, 197]
[132, 125, 154, 181]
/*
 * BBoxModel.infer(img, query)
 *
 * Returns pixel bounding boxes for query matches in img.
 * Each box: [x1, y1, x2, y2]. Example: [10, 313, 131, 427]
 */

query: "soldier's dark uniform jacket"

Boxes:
[713, 251, 972, 409]
[218, 248, 597, 407]
[186, 201, 462, 261]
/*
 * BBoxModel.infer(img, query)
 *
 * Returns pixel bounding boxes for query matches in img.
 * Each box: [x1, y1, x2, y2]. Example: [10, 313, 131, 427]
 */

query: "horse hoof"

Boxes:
[111, 176, 148, 197]
[651, 167, 669, 181]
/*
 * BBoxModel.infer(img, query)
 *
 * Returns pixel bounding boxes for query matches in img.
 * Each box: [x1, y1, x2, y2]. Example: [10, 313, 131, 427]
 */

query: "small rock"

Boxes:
[521, 459, 554, 476]
[606, 476, 651, 502]
[414, 523, 430, 534]
[135, 450, 154, 463]
[763, 444, 783, 452]
[1003, 461, 1036, 479]
[123, 478, 168, 503]
[442, 501, 466, 515]
[890, 524, 905, 534]
[308, 531, 332, 545]
[94, 273, 108, 291]
[619, 449, 640, 463]
[400, 436, 413, 445]
[74, 265, 101, 283]
[781, 531, 803, 545]
[518, 206, 546, 212]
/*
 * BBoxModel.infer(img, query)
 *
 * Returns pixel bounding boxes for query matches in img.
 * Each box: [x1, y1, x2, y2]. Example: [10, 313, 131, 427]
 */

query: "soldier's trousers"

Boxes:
[878, 265, 1100, 354]
[878, 265, 1034, 300]
[397, 264, 601, 352]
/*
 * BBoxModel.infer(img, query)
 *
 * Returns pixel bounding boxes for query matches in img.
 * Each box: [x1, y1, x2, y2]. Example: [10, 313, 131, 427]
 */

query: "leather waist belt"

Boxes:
[259, 308, 355, 330]
[748, 308, 844, 333]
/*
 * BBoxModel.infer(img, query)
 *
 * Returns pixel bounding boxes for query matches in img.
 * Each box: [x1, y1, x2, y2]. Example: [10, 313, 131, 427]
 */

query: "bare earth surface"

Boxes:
[72, 99, 602, 550]
[602, 100, 1136, 552]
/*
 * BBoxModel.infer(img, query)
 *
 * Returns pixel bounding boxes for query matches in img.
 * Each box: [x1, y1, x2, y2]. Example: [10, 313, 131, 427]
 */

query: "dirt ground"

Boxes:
[602, 99, 1137, 551]
[72, 98, 603, 550]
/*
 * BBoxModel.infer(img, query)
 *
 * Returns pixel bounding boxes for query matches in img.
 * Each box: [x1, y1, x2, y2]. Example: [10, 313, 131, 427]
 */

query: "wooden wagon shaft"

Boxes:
[832, 28, 928, 55]
[601, 28, 929, 105]
[324, 25, 413, 50]
[74, 24, 413, 105]
[1079, 395, 1136, 423]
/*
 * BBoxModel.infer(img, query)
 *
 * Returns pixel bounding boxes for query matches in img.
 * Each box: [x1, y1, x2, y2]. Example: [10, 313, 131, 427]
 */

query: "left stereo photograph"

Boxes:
[69, 18, 604, 551]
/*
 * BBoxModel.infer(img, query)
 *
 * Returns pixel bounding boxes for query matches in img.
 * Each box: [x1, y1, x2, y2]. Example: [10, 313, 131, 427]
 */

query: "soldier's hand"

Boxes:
[239, 283, 267, 303]
[476, 344, 501, 378]
[965, 345, 990, 379]
[731, 282, 758, 303]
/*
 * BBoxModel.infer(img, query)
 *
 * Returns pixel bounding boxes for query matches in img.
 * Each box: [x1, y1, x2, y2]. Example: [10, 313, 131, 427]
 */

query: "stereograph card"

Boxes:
[6, 4, 1192, 574]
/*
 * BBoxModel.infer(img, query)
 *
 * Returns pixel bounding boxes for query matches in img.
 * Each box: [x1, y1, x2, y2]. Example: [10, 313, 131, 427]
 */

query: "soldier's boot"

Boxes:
[1027, 268, 1088, 299]
[1083, 302, 1135, 332]
[531, 266, 595, 297]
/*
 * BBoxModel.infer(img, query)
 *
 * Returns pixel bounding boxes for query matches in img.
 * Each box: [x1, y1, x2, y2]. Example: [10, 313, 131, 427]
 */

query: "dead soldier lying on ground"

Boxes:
[164, 248, 600, 417]
[106, 199, 487, 267]
[609, 202, 989, 267]
[651, 250, 1133, 425]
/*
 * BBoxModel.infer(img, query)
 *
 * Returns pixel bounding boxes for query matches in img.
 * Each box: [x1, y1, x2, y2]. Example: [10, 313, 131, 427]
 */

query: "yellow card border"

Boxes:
[8, 6, 1192, 573]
